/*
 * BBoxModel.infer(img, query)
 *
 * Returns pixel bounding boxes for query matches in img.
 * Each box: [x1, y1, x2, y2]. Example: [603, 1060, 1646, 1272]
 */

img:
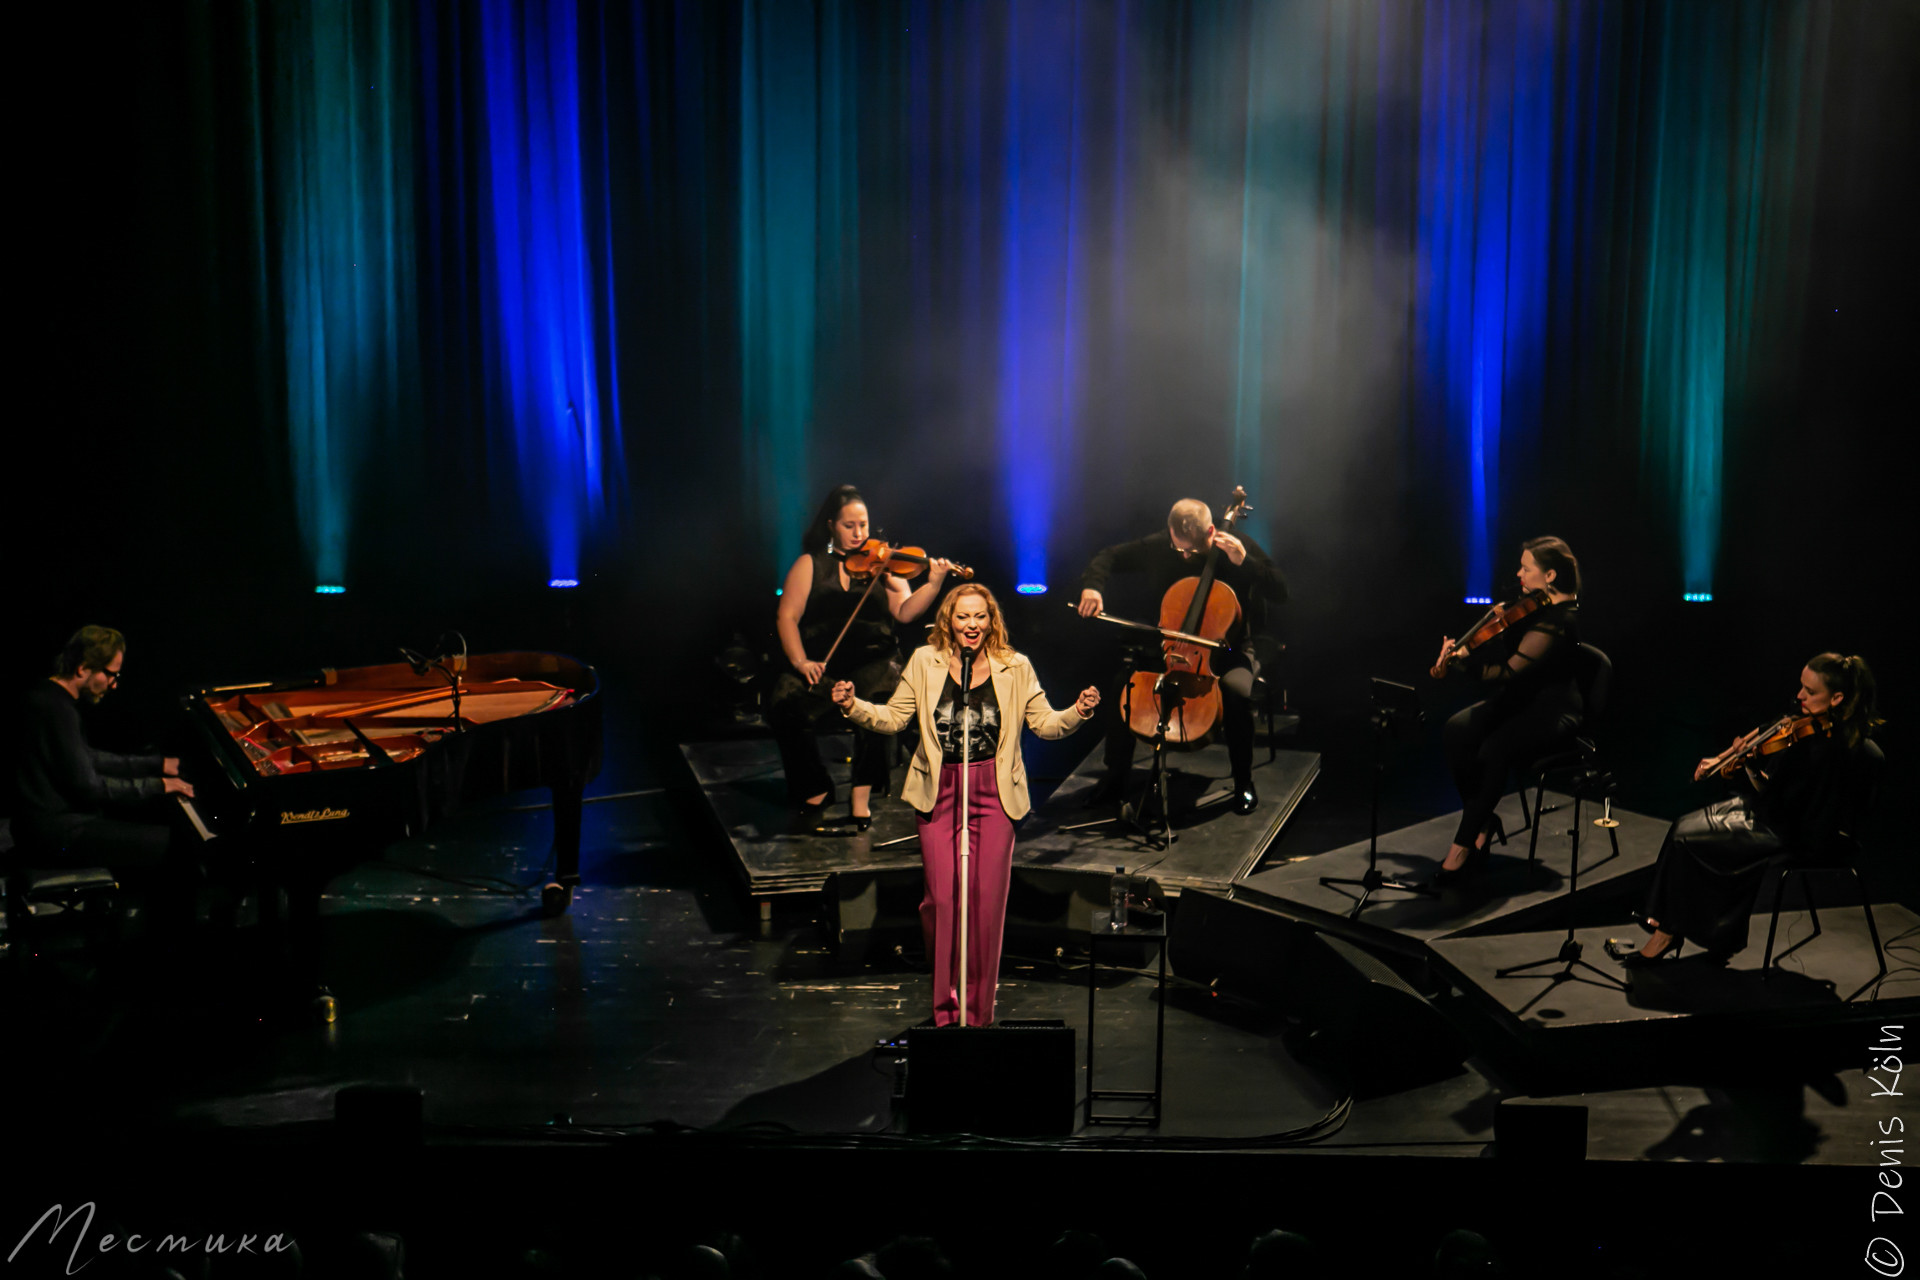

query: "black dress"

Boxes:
[1644, 729, 1861, 956]
[1441, 601, 1582, 847]
[1079, 528, 1289, 788]
[767, 551, 905, 804]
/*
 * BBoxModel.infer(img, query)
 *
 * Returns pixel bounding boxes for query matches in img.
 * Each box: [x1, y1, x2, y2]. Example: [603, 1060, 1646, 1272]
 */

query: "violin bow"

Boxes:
[1069, 605, 1230, 651]
[817, 564, 888, 674]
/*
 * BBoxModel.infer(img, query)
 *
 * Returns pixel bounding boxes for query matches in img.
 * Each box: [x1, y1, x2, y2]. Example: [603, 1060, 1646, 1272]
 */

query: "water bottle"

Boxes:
[1109, 866, 1128, 930]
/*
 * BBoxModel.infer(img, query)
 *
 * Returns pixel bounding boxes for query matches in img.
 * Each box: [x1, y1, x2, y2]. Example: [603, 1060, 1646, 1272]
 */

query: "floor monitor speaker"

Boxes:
[906, 1020, 1075, 1136]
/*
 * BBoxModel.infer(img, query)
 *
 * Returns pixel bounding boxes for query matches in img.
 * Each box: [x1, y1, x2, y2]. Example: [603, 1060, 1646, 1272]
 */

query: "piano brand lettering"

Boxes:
[9, 1201, 294, 1275]
[280, 807, 350, 824]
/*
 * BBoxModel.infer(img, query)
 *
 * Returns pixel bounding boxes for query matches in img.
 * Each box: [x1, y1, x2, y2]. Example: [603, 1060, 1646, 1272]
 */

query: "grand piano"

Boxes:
[181, 651, 602, 1013]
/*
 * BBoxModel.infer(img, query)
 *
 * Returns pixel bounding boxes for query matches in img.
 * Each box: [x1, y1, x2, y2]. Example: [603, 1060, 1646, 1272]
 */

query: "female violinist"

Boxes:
[1626, 653, 1879, 965]
[832, 584, 1099, 1026]
[771, 484, 953, 829]
[1430, 537, 1584, 883]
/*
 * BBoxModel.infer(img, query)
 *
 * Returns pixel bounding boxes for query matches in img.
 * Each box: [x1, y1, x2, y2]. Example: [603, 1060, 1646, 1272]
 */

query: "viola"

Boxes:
[1126, 486, 1251, 745]
[1431, 589, 1552, 678]
[840, 539, 974, 583]
[1700, 710, 1833, 780]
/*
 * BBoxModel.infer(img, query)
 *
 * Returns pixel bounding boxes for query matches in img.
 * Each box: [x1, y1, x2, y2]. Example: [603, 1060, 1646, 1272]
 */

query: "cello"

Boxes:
[1126, 487, 1251, 744]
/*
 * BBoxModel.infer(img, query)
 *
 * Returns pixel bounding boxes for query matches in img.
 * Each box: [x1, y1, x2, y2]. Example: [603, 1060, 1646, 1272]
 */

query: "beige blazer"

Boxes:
[843, 644, 1085, 819]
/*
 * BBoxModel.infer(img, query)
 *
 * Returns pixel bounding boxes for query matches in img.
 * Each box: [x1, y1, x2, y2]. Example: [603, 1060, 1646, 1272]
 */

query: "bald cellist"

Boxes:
[1076, 498, 1288, 815]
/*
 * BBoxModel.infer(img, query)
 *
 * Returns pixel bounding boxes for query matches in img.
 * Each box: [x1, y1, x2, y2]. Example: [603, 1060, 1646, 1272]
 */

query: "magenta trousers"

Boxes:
[918, 759, 1017, 1027]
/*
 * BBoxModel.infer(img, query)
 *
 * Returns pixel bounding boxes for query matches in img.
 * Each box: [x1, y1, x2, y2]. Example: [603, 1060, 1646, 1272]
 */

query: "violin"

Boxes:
[1431, 589, 1552, 678]
[1699, 711, 1833, 780]
[815, 537, 970, 674]
[1126, 486, 1251, 745]
[839, 539, 974, 583]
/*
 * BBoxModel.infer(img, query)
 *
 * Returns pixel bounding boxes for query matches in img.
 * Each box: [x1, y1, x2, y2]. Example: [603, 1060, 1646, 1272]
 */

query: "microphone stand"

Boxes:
[435, 631, 469, 733]
[1061, 608, 1230, 851]
[957, 645, 974, 1028]
[399, 632, 470, 734]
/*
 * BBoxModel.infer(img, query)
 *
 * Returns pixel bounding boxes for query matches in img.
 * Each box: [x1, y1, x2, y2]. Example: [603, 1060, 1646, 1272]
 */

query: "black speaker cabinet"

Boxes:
[907, 1020, 1076, 1136]
[1495, 1100, 1588, 1162]
[1169, 887, 1469, 1092]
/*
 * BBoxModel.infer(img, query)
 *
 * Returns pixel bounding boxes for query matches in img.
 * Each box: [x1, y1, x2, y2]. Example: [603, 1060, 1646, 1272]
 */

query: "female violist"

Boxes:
[1625, 653, 1879, 966]
[771, 484, 953, 829]
[1429, 537, 1585, 884]
[832, 584, 1099, 1026]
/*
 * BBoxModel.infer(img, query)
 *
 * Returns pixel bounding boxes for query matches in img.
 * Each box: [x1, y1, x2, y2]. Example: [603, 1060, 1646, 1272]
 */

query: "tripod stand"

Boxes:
[1496, 766, 1626, 1010]
[1320, 677, 1436, 917]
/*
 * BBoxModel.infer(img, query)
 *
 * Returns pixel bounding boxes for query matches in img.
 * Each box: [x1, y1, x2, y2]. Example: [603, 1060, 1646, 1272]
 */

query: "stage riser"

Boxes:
[1233, 790, 1670, 954]
[682, 737, 1318, 917]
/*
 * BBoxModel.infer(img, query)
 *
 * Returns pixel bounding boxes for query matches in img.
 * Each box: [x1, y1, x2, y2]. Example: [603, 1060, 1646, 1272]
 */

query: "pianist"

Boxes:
[12, 626, 199, 901]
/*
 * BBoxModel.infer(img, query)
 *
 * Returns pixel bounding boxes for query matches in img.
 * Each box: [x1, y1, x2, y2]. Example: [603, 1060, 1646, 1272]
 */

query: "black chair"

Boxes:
[1246, 632, 1299, 754]
[1762, 738, 1888, 982]
[1514, 643, 1618, 867]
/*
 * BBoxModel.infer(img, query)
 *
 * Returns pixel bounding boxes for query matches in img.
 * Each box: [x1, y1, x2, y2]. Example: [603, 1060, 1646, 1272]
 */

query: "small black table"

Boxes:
[1084, 907, 1168, 1127]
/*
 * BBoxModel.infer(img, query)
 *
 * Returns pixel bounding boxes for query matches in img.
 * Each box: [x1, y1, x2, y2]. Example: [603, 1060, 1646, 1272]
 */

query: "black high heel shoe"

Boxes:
[793, 792, 833, 834]
[1610, 934, 1683, 968]
[1481, 814, 1508, 849]
[1433, 841, 1489, 887]
[850, 812, 872, 833]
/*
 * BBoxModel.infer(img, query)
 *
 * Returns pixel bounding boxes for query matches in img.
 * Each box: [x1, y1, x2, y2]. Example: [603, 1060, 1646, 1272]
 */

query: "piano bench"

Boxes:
[18, 867, 121, 918]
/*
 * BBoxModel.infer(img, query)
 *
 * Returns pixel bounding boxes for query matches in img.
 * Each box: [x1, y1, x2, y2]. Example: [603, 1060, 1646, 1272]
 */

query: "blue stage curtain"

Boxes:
[192, 1, 1841, 601]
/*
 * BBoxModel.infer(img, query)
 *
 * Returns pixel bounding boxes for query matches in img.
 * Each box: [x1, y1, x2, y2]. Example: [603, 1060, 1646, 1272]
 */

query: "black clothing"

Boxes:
[1645, 730, 1861, 956]
[1441, 600, 1582, 847]
[1081, 529, 1289, 621]
[769, 550, 905, 804]
[12, 680, 197, 933]
[934, 673, 1001, 761]
[1081, 527, 1286, 788]
[800, 549, 899, 668]
[13, 679, 166, 851]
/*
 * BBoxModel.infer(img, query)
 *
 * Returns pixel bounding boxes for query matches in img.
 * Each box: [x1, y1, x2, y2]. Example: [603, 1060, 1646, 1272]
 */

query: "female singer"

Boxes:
[1429, 537, 1585, 883]
[832, 584, 1099, 1026]
[770, 484, 952, 828]
[1627, 653, 1879, 965]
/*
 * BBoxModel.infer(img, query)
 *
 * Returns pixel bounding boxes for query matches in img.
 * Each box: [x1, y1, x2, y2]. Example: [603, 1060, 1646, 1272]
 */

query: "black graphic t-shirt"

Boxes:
[934, 672, 1001, 761]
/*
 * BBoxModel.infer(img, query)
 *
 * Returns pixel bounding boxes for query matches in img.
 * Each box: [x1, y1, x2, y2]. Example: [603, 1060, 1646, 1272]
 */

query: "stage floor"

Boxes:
[10, 770, 1907, 1170]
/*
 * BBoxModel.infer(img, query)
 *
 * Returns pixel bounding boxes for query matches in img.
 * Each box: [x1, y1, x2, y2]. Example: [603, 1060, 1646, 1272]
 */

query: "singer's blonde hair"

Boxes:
[929, 583, 1015, 661]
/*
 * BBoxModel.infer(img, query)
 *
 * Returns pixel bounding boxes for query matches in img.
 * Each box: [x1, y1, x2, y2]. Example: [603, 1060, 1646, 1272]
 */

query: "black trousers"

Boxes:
[1443, 694, 1581, 847]
[18, 805, 200, 929]
[1102, 652, 1259, 786]
[1643, 797, 1784, 956]
[768, 653, 902, 804]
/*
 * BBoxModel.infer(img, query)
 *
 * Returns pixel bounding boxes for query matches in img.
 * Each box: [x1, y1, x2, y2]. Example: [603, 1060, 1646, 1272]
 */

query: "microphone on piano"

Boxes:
[399, 647, 433, 676]
[433, 631, 470, 675]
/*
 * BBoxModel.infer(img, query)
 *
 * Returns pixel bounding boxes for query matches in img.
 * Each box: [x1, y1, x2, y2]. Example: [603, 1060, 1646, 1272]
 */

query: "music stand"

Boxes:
[1496, 767, 1626, 1009]
[1319, 678, 1437, 917]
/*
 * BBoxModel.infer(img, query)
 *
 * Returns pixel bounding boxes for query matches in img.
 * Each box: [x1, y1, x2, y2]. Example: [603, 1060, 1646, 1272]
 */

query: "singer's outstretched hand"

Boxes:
[831, 681, 855, 709]
[1075, 686, 1101, 716]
